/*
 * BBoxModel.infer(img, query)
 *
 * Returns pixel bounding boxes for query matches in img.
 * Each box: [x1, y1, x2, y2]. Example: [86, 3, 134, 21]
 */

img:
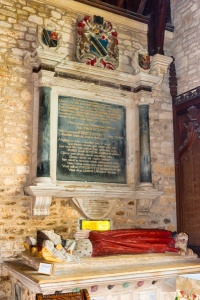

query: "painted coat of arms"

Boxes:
[132, 49, 151, 74]
[138, 53, 150, 70]
[76, 15, 119, 70]
[37, 23, 62, 50]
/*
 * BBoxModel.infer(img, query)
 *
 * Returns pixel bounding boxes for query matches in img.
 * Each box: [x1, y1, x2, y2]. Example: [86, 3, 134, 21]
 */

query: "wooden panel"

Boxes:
[36, 289, 90, 300]
[173, 90, 200, 252]
[181, 138, 200, 245]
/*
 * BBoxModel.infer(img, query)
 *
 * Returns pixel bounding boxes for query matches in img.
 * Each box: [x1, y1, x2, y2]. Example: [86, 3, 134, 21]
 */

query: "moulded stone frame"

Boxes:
[26, 61, 164, 215]
[50, 82, 136, 187]
[24, 15, 172, 215]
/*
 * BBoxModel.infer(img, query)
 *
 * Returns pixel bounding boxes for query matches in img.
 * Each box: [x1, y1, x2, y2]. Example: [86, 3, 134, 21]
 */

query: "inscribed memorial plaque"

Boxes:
[72, 198, 117, 219]
[80, 219, 111, 231]
[57, 96, 126, 183]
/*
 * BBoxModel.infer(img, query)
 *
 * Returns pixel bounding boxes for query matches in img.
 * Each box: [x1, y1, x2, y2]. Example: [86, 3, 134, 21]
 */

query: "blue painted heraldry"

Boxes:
[76, 15, 119, 69]
[42, 29, 59, 47]
[37, 24, 62, 50]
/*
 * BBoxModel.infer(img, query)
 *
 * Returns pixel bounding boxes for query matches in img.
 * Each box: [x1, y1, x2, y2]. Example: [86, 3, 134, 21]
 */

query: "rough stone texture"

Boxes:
[0, 0, 180, 298]
[171, 0, 200, 95]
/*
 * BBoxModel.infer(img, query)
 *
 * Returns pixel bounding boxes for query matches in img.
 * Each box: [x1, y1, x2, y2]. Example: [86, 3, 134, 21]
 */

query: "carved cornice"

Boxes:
[174, 86, 200, 106]
[55, 60, 161, 90]
[28, 50, 162, 93]
[55, 71, 134, 92]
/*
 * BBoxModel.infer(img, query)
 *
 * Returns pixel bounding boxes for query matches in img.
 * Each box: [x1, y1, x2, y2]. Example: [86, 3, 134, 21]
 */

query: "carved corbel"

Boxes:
[35, 48, 68, 68]
[33, 195, 52, 216]
[150, 54, 173, 78]
[137, 199, 153, 216]
[24, 184, 57, 216]
[24, 47, 68, 73]
[24, 50, 42, 69]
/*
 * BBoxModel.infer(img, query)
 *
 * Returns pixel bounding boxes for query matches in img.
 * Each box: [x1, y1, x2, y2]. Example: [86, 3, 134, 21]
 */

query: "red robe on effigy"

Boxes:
[89, 229, 179, 256]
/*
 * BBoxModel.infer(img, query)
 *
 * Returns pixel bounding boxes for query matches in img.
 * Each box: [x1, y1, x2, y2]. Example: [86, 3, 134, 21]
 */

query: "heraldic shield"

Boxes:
[76, 15, 119, 70]
[42, 29, 59, 48]
[138, 53, 150, 70]
[37, 23, 62, 50]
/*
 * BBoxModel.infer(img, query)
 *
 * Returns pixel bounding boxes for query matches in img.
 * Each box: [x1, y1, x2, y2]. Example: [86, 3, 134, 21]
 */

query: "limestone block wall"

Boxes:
[0, 0, 176, 298]
[171, 0, 200, 95]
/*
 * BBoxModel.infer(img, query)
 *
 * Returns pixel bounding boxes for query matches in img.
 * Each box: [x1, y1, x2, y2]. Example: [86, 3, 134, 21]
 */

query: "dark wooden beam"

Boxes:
[169, 57, 178, 101]
[137, 0, 148, 14]
[148, 0, 169, 56]
[117, 0, 125, 8]
[73, 0, 149, 24]
[147, 0, 156, 56]
[157, 0, 169, 54]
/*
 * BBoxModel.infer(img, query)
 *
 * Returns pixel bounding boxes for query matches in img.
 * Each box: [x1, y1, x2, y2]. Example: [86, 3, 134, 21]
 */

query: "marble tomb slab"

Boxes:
[20, 250, 198, 271]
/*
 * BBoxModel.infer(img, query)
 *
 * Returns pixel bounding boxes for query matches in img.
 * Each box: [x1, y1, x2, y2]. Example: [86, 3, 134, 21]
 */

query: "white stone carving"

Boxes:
[25, 48, 67, 70]
[72, 198, 118, 219]
[150, 54, 173, 77]
[33, 195, 52, 216]
[137, 199, 153, 216]
[25, 182, 163, 216]
[137, 90, 155, 105]
[131, 48, 150, 74]
[25, 40, 172, 216]
[137, 182, 154, 191]
[55, 60, 161, 89]
[5, 253, 200, 297]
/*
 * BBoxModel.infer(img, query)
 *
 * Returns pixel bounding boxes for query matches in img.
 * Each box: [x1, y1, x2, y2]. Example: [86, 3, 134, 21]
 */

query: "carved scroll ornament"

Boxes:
[187, 106, 200, 139]
[179, 105, 200, 152]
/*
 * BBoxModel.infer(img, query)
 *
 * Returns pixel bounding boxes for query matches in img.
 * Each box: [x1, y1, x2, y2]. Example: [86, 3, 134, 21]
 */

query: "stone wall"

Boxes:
[0, 0, 176, 298]
[171, 0, 200, 95]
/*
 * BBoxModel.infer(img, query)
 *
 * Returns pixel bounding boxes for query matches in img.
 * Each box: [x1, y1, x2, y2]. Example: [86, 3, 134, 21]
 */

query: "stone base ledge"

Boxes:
[20, 250, 198, 272]
[24, 183, 163, 216]
[5, 254, 200, 294]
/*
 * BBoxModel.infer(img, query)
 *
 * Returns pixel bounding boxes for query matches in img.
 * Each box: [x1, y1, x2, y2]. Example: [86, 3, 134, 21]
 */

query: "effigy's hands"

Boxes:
[74, 230, 90, 240]
[42, 247, 63, 262]
[42, 240, 80, 262]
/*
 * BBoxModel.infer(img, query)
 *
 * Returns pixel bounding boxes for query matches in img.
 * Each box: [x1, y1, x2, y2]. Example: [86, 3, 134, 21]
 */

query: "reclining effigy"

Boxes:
[23, 228, 194, 263]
